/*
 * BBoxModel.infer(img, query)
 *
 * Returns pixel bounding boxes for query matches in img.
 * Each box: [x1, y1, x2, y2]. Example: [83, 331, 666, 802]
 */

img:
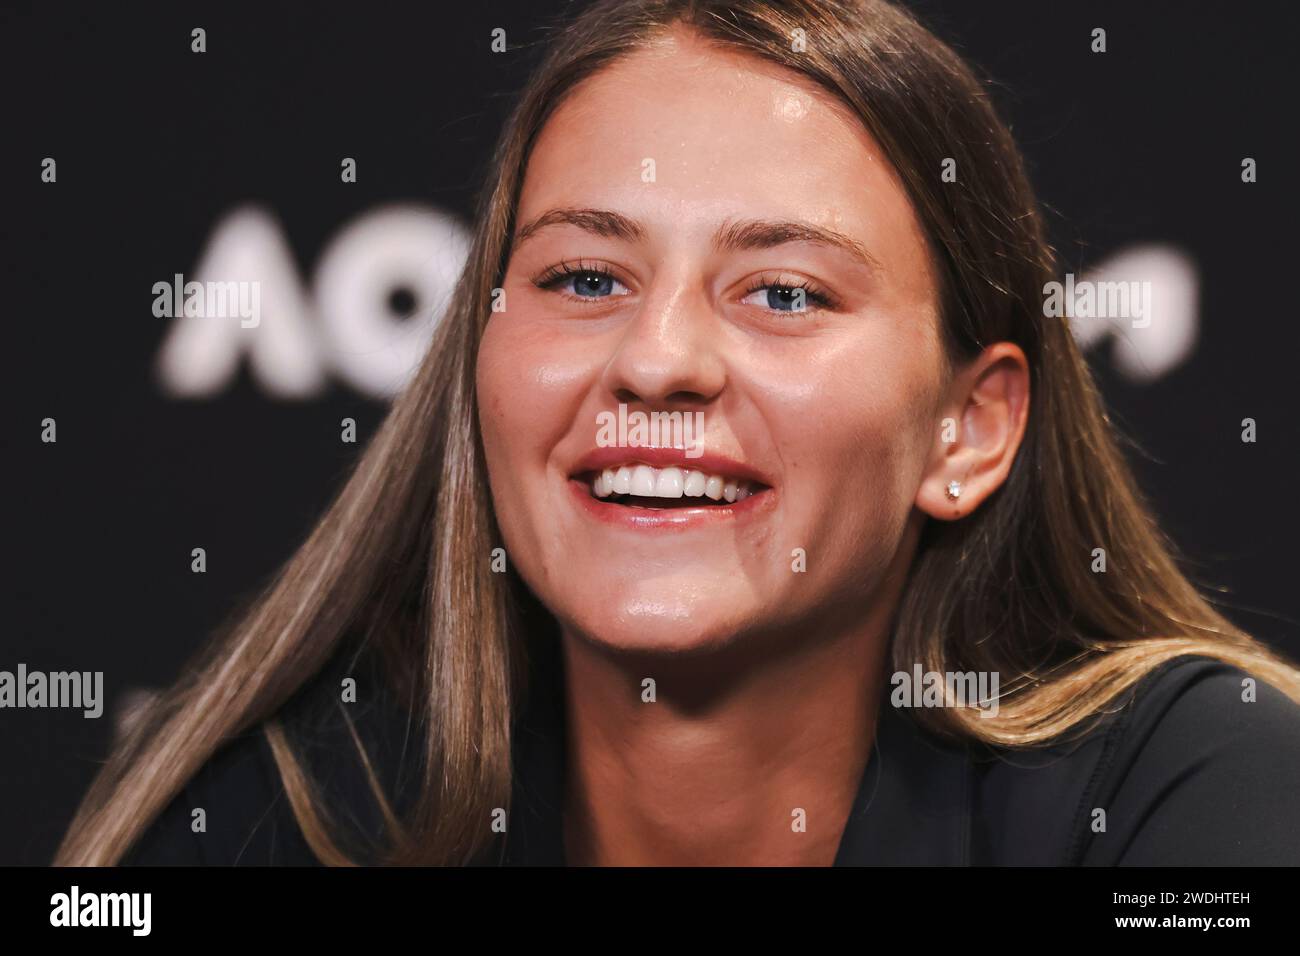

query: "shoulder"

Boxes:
[1077, 653, 1300, 865]
[970, 653, 1300, 865]
[123, 641, 416, 866]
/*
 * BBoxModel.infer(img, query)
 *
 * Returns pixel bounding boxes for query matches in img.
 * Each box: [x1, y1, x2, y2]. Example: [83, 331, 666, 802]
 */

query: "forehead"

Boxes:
[517, 26, 923, 249]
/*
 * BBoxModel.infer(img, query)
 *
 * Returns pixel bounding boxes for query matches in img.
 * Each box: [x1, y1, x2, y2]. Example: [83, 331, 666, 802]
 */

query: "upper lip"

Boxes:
[569, 446, 774, 487]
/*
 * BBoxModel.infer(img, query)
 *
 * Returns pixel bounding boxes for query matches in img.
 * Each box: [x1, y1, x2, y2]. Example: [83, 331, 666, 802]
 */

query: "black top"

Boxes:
[121, 643, 1300, 866]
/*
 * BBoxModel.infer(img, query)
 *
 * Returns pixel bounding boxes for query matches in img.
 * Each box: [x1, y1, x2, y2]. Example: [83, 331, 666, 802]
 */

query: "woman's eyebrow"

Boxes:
[714, 217, 880, 272]
[514, 207, 644, 245]
[513, 207, 879, 271]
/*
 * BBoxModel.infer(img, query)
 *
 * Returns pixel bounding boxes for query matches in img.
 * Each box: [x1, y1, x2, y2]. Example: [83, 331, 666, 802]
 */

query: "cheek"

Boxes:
[476, 318, 552, 532]
[477, 314, 587, 469]
[476, 316, 561, 596]
[752, 331, 940, 570]
[475, 316, 525, 478]
[475, 314, 602, 562]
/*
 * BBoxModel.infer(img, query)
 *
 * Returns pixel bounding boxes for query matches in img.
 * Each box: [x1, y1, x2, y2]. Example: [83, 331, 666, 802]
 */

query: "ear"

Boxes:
[916, 342, 1030, 521]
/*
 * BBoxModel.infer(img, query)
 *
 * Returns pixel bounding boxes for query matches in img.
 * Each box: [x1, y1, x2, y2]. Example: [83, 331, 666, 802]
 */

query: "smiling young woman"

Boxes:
[59, 0, 1300, 867]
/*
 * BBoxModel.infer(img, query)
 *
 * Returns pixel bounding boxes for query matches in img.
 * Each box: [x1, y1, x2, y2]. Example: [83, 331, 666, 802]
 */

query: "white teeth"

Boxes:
[588, 463, 762, 502]
[631, 465, 656, 497]
[654, 467, 684, 497]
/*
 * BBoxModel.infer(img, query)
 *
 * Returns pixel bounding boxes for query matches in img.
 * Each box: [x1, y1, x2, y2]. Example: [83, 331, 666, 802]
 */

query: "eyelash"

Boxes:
[533, 261, 837, 313]
[533, 259, 619, 297]
[741, 272, 836, 312]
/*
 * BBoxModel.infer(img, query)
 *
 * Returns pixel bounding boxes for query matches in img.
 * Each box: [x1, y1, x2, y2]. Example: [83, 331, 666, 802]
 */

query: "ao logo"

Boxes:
[156, 207, 1198, 400]
[156, 204, 471, 400]
[1067, 245, 1199, 383]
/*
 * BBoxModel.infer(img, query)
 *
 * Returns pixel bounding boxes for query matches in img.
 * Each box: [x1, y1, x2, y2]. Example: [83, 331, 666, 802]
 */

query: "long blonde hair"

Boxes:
[57, 0, 1300, 866]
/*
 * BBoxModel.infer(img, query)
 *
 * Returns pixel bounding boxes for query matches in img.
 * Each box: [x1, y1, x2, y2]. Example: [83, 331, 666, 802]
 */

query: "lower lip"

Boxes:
[567, 478, 776, 530]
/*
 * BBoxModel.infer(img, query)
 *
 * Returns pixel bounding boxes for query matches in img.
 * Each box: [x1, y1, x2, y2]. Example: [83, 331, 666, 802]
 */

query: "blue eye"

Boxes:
[740, 278, 834, 313]
[535, 262, 630, 300]
[764, 287, 805, 311]
[571, 272, 615, 297]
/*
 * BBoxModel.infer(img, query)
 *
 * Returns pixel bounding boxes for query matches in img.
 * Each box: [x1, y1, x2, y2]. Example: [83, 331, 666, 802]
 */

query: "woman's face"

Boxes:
[477, 27, 950, 656]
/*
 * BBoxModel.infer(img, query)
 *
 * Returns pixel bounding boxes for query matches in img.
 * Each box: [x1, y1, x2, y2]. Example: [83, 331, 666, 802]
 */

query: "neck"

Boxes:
[558, 604, 894, 866]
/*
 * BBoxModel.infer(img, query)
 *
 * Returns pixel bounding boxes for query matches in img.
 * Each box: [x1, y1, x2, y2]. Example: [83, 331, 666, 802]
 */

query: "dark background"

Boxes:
[2, 0, 1297, 865]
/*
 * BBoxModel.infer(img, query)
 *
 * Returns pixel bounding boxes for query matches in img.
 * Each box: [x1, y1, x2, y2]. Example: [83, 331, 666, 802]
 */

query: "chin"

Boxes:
[560, 591, 756, 658]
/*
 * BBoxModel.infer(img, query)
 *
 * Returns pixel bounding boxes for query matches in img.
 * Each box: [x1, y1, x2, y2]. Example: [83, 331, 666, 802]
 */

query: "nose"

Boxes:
[598, 274, 726, 407]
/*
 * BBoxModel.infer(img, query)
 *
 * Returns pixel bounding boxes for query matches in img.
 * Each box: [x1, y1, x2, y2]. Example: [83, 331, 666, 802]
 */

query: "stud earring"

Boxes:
[945, 479, 962, 501]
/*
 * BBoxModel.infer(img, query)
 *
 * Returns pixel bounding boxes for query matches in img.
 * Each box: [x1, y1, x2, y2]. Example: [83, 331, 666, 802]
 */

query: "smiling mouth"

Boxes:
[580, 464, 768, 509]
